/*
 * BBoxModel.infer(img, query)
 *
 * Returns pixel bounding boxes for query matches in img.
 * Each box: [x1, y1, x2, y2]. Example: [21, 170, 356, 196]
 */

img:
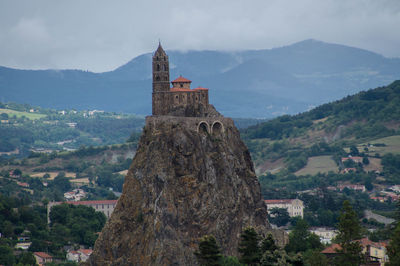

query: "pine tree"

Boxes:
[260, 234, 278, 254]
[238, 227, 261, 265]
[334, 200, 364, 266]
[195, 235, 222, 266]
[387, 223, 400, 266]
[387, 201, 400, 265]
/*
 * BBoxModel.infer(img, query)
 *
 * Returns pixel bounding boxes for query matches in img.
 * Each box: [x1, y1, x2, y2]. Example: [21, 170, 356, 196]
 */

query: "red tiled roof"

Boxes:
[170, 87, 192, 92]
[171, 76, 191, 83]
[360, 238, 387, 248]
[322, 238, 386, 255]
[34, 252, 53, 258]
[321, 243, 341, 254]
[78, 249, 93, 255]
[264, 199, 295, 204]
[193, 87, 209, 91]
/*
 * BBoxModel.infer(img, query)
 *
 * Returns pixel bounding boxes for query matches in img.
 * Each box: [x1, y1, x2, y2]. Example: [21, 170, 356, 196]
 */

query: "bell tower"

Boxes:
[152, 42, 170, 93]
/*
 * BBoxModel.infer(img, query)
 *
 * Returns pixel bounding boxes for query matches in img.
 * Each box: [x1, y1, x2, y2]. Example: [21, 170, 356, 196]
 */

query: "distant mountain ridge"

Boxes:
[1, 39, 399, 118]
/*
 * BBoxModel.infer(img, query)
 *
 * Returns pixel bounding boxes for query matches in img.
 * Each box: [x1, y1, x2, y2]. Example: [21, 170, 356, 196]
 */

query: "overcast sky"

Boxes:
[0, 0, 399, 72]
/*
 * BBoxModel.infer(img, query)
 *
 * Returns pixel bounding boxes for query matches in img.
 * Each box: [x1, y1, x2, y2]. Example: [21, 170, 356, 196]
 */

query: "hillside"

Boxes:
[1, 39, 400, 117]
[0, 102, 144, 157]
[241, 80, 400, 193]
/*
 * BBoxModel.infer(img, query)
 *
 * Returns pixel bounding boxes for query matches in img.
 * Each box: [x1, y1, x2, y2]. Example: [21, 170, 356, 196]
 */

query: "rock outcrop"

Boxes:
[89, 116, 284, 265]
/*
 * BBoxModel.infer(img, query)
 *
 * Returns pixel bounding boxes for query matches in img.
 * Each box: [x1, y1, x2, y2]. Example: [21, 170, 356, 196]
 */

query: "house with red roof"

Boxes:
[321, 238, 388, 265]
[67, 249, 93, 262]
[33, 252, 53, 266]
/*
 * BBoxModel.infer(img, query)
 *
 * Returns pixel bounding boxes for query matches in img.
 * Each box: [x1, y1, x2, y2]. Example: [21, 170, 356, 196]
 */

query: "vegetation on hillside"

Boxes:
[0, 101, 144, 156]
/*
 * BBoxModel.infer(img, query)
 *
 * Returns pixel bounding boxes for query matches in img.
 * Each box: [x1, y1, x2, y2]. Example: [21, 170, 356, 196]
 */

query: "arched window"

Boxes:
[157, 64, 160, 71]
[156, 76, 160, 81]
[212, 122, 223, 136]
[163, 64, 167, 71]
[198, 122, 209, 135]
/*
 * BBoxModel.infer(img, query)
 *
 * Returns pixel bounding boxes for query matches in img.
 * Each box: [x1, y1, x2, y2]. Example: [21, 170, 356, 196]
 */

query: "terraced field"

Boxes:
[295, 155, 338, 176]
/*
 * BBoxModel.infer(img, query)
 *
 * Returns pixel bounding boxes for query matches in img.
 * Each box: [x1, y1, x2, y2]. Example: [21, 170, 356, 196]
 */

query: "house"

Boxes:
[48, 200, 118, 223]
[338, 184, 366, 192]
[66, 250, 80, 262]
[15, 242, 31, 250]
[309, 227, 337, 244]
[370, 196, 386, 203]
[63, 188, 86, 201]
[360, 238, 388, 265]
[67, 249, 93, 262]
[341, 156, 363, 163]
[388, 185, 400, 193]
[264, 199, 304, 218]
[17, 181, 30, 188]
[321, 238, 388, 265]
[34, 252, 53, 266]
[79, 249, 93, 262]
[66, 122, 77, 128]
[342, 167, 357, 173]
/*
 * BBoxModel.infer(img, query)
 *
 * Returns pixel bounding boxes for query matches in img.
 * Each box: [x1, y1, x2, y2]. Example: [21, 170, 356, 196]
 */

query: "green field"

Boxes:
[360, 135, 400, 155]
[295, 155, 338, 176]
[0, 108, 46, 120]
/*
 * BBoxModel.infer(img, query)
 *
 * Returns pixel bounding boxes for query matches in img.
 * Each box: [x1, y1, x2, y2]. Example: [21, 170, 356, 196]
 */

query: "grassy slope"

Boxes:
[0, 108, 46, 120]
[242, 80, 400, 176]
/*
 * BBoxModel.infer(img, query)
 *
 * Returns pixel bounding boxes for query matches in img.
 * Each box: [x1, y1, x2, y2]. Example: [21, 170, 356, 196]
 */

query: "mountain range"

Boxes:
[1, 39, 399, 118]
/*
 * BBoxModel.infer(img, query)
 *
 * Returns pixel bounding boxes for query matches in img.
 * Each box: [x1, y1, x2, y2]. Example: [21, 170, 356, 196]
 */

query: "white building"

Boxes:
[67, 249, 93, 262]
[309, 227, 338, 244]
[264, 199, 304, 218]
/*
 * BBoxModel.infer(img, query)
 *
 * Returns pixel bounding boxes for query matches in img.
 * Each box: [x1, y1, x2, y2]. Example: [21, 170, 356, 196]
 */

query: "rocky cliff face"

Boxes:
[88, 116, 284, 265]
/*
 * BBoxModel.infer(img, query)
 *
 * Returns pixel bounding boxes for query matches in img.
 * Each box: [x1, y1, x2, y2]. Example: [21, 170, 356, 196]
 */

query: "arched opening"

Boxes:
[157, 64, 160, 71]
[198, 122, 209, 135]
[163, 64, 167, 71]
[212, 121, 223, 136]
[156, 76, 160, 81]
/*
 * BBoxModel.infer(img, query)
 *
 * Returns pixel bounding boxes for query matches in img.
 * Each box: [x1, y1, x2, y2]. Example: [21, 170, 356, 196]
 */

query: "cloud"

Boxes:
[0, 0, 399, 72]
[11, 17, 50, 43]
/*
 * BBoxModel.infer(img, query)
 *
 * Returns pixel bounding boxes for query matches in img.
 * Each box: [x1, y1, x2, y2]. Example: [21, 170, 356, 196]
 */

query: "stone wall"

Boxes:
[145, 115, 234, 136]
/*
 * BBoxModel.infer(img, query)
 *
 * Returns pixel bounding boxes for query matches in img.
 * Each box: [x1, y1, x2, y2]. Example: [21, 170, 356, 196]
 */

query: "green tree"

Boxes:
[349, 146, 359, 156]
[387, 201, 400, 265]
[18, 252, 36, 265]
[220, 256, 241, 266]
[268, 208, 290, 227]
[238, 227, 260, 265]
[0, 245, 15, 266]
[334, 200, 364, 266]
[285, 219, 322, 253]
[260, 234, 278, 254]
[194, 235, 222, 266]
[387, 223, 400, 265]
[303, 250, 328, 266]
[52, 174, 71, 192]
